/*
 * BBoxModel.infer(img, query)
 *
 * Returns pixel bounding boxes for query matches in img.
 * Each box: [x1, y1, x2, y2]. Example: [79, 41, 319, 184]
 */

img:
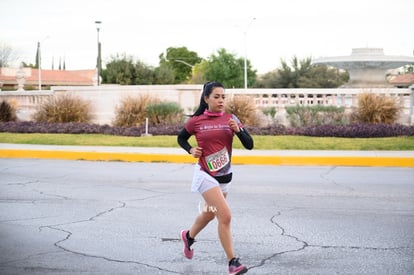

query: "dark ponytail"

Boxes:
[192, 81, 225, 116]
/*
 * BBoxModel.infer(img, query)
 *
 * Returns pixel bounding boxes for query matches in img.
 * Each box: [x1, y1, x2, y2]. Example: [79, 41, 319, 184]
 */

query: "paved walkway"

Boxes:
[0, 143, 414, 167]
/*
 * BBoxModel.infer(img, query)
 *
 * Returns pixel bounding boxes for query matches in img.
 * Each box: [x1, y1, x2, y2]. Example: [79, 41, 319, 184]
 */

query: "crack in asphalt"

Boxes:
[32, 188, 72, 201]
[39, 199, 182, 274]
[128, 193, 172, 203]
[0, 215, 58, 224]
[1, 171, 182, 274]
[248, 211, 309, 271]
[38, 200, 127, 232]
[0, 198, 36, 204]
[308, 244, 411, 251]
[249, 209, 410, 272]
[321, 166, 355, 193]
[6, 179, 39, 187]
[48, 226, 181, 274]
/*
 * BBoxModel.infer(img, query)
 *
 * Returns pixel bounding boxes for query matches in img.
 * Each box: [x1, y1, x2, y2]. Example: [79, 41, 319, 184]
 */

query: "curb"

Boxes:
[1, 149, 414, 167]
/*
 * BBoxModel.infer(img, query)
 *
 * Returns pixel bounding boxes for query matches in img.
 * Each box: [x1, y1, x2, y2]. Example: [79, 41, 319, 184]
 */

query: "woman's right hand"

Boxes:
[190, 147, 203, 158]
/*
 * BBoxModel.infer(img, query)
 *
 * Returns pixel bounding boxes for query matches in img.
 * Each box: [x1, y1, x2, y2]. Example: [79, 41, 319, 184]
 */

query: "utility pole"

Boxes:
[95, 21, 102, 86]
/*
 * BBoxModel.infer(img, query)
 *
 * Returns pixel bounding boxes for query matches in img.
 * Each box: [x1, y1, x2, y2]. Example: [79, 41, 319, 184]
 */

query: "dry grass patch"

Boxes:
[113, 94, 159, 127]
[33, 94, 92, 123]
[225, 95, 260, 126]
[352, 93, 400, 124]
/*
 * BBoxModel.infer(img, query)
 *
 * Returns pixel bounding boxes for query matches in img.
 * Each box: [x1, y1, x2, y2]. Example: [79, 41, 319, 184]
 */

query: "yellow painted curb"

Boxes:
[232, 155, 414, 167]
[1, 149, 414, 167]
[0, 149, 195, 163]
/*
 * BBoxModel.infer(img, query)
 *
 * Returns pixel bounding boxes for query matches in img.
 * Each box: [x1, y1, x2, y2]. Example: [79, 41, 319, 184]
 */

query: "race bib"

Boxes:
[205, 147, 230, 172]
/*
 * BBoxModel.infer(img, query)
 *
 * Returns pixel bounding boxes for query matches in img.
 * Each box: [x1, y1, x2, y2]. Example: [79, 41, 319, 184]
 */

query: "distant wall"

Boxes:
[1, 84, 413, 125]
[53, 85, 202, 124]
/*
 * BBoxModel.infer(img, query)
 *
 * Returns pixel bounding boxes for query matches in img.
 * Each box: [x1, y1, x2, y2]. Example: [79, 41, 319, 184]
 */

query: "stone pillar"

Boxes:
[332, 94, 337, 106]
[16, 66, 26, 92]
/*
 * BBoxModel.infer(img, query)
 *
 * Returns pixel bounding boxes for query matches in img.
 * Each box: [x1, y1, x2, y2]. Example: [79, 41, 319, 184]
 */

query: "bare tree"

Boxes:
[0, 42, 17, 68]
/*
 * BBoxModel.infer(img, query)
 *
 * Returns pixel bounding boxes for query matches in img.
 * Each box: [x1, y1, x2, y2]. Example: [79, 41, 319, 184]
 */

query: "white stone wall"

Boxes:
[1, 85, 413, 125]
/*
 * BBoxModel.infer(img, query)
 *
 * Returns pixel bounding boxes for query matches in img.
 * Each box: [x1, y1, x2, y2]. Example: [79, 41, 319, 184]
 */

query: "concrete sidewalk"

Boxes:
[1, 143, 414, 167]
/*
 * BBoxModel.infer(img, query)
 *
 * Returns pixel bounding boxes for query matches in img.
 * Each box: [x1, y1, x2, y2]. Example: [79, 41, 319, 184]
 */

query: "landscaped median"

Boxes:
[1, 144, 413, 167]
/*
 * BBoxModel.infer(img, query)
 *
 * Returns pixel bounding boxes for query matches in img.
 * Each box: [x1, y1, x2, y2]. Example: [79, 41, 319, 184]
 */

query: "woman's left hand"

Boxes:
[228, 118, 240, 133]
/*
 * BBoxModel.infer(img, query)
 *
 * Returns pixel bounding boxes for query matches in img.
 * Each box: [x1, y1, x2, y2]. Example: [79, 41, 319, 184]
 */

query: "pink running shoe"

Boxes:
[180, 230, 194, 259]
[228, 257, 248, 275]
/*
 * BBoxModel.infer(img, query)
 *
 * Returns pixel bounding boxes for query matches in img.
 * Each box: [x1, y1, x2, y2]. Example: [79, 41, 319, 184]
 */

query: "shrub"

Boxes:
[300, 123, 414, 138]
[286, 105, 347, 127]
[245, 124, 286, 135]
[286, 105, 315, 127]
[146, 101, 184, 126]
[0, 100, 17, 122]
[113, 94, 159, 127]
[262, 106, 277, 119]
[33, 94, 92, 123]
[225, 95, 259, 126]
[352, 93, 400, 124]
[1, 121, 413, 137]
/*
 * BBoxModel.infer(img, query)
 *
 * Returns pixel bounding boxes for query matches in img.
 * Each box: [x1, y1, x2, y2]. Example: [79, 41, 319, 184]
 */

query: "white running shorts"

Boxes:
[191, 164, 231, 194]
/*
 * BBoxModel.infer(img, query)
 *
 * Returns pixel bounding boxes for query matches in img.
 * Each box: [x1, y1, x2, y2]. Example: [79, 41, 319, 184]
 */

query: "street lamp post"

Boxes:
[172, 59, 194, 68]
[95, 21, 102, 86]
[38, 36, 49, 91]
[244, 17, 255, 91]
[37, 41, 41, 91]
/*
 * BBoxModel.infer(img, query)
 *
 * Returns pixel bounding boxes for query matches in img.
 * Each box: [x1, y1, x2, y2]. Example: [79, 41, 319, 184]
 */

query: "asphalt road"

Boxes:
[0, 158, 413, 274]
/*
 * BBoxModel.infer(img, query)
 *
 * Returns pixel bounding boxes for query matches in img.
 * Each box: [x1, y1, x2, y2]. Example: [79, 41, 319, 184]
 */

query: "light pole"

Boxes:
[163, 50, 195, 68]
[244, 17, 255, 91]
[38, 36, 49, 91]
[37, 41, 41, 91]
[172, 59, 194, 68]
[95, 21, 102, 86]
[164, 51, 195, 81]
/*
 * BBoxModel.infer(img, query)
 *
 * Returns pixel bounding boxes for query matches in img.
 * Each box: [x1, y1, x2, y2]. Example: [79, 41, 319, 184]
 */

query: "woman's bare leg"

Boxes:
[189, 192, 228, 237]
[189, 206, 215, 238]
[198, 186, 234, 261]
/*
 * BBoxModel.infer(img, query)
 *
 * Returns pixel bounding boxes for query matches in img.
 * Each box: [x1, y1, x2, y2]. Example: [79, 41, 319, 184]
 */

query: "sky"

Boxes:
[1, 0, 413, 74]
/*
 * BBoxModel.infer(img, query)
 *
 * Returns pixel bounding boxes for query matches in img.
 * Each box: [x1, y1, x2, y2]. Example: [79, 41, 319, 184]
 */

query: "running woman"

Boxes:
[177, 81, 254, 275]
